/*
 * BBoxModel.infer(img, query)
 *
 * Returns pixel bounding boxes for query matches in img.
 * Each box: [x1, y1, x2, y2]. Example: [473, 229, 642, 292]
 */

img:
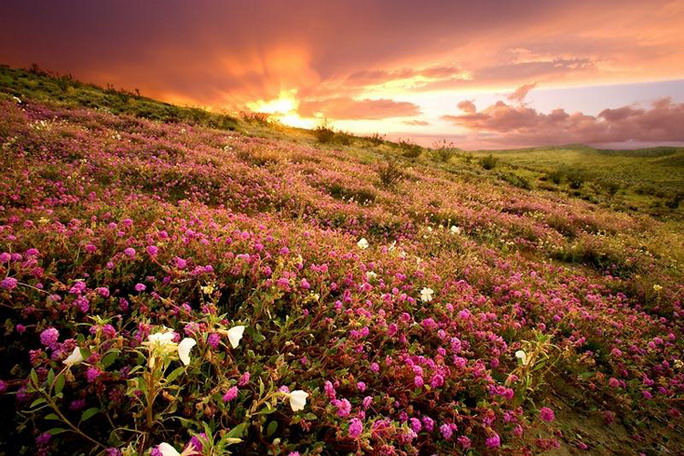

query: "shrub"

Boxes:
[377, 158, 405, 187]
[565, 167, 586, 189]
[240, 111, 271, 125]
[547, 168, 565, 185]
[431, 140, 459, 162]
[313, 125, 336, 143]
[398, 139, 422, 159]
[364, 132, 385, 146]
[479, 154, 499, 170]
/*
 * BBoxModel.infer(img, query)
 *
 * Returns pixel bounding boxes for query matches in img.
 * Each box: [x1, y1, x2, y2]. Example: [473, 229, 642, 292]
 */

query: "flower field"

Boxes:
[0, 92, 683, 455]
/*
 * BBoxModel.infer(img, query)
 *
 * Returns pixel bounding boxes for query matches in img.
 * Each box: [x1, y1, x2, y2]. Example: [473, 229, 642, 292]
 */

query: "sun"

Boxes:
[246, 89, 317, 129]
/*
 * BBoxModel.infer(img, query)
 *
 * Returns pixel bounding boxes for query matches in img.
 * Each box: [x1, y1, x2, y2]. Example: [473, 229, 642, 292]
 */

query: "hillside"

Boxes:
[1, 67, 683, 455]
[468, 146, 684, 218]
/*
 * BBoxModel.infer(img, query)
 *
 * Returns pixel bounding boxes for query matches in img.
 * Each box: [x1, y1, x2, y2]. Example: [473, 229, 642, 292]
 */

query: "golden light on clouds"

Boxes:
[1, 0, 683, 147]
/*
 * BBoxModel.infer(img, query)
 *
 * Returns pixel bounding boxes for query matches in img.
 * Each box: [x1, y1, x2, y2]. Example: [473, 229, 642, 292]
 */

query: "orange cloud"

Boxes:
[299, 98, 420, 120]
[507, 82, 537, 103]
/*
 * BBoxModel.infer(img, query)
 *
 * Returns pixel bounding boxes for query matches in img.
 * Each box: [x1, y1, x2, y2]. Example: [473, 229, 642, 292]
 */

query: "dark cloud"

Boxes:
[441, 98, 684, 146]
[299, 98, 420, 120]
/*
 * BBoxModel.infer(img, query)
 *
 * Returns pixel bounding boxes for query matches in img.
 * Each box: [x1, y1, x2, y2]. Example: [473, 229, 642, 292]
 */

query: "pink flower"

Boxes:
[333, 398, 351, 417]
[540, 407, 555, 422]
[440, 423, 453, 440]
[485, 433, 501, 448]
[123, 248, 136, 258]
[1, 277, 18, 290]
[40, 328, 59, 347]
[238, 372, 251, 386]
[86, 367, 102, 383]
[430, 374, 444, 388]
[134, 283, 146, 292]
[207, 333, 221, 349]
[223, 386, 239, 402]
[348, 418, 363, 438]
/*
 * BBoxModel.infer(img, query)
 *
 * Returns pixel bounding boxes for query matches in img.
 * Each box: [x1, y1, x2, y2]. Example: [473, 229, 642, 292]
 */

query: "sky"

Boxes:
[1, 0, 684, 149]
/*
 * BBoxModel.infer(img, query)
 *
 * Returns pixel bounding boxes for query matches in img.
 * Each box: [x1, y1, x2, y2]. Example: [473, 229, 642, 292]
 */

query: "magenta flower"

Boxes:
[123, 247, 136, 258]
[223, 386, 239, 402]
[40, 327, 59, 347]
[349, 418, 363, 438]
[1, 277, 18, 290]
[440, 423, 453, 440]
[540, 407, 555, 422]
[485, 433, 501, 448]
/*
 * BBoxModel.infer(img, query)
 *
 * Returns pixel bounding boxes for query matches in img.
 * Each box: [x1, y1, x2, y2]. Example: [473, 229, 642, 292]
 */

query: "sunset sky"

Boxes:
[1, 0, 683, 148]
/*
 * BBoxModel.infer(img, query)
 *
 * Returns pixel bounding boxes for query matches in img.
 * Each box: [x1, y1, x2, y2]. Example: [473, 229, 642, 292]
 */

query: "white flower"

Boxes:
[288, 390, 308, 411]
[177, 338, 197, 366]
[147, 330, 176, 347]
[227, 325, 245, 349]
[420, 287, 434, 303]
[450, 225, 461, 235]
[157, 442, 181, 456]
[515, 350, 528, 365]
[63, 347, 84, 367]
[357, 238, 369, 249]
[366, 271, 377, 281]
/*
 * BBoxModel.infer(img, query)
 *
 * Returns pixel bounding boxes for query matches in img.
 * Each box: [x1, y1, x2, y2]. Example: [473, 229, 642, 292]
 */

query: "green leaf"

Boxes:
[165, 366, 185, 383]
[30, 397, 47, 408]
[266, 420, 277, 437]
[47, 427, 69, 435]
[45, 413, 60, 421]
[47, 369, 55, 385]
[30, 369, 39, 386]
[80, 407, 100, 423]
[302, 412, 318, 421]
[101, 351, 119, 368]
[54, 374, 66, 395]
[226, 422, 249, 439]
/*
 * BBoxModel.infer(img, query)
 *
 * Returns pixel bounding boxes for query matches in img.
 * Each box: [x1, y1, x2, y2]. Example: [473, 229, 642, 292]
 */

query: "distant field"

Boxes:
[468, 146, 684, 218]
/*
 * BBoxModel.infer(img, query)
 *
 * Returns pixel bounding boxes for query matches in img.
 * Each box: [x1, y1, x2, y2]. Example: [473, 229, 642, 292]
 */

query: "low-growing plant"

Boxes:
[377, 158, 405, 187]
[479, 154, 498, 170]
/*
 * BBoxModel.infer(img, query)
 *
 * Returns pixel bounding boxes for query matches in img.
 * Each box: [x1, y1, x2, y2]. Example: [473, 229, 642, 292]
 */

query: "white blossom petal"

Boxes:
[177, 338, 197, 366]
[157, 442, 181, 456]
[420, 287, 434, 303]
[288, 390, 308, 412]
[357, 238, 369, 249]
[515, 350, 528, 365]
[227, 325, 245, 349]
[63, 347, 84, 367]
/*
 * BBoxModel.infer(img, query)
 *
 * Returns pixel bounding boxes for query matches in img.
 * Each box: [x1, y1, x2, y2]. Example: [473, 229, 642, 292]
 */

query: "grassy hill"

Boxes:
[1, 65, 683, 455]
[467, 146, 684, 217]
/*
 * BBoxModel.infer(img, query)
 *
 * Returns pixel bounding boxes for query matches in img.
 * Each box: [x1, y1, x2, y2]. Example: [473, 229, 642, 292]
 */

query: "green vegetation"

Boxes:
[469, 146, 684, 218]
[0, 64, 239, 130]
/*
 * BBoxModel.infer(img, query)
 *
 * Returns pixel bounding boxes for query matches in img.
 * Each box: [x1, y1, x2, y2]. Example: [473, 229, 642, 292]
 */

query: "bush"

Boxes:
[377, 158, 405, 187]
[398, 139, 422, 159]
[314, 125, 336, 143]
[565, 167, 586, 189]
[431, 140, 459, 162]
[547, 168, 565, 185]
[479, 154, 499, 170]
[364, 133, 385, 146]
